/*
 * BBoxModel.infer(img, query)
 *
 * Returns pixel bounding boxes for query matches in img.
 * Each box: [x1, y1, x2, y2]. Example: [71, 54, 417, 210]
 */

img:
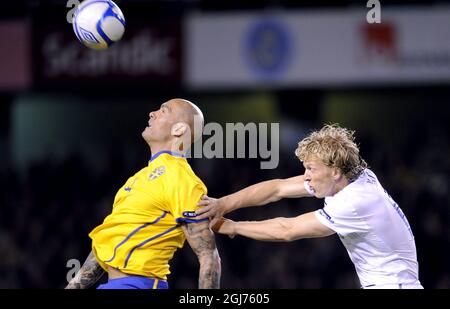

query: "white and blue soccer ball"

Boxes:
[73, 0, 125, 50]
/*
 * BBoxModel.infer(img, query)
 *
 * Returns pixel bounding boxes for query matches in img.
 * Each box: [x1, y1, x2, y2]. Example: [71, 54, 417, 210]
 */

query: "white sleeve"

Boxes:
[314, 199, 369, 236]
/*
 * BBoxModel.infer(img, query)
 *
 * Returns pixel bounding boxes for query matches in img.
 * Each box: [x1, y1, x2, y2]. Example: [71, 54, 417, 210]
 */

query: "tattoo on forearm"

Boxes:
[183, 223, 221, 289]
[65, 251, 104, 289]
[198, 257, 220, 289]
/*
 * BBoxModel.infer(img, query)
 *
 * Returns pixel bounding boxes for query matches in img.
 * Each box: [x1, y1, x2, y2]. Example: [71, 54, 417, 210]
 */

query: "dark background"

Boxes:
[0, 0, 449, 289]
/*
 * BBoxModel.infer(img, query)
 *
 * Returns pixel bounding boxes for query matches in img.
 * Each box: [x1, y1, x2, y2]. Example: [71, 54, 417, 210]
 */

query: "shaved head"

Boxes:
[142, 98, 204, 153]
[169, 98, 204, 142]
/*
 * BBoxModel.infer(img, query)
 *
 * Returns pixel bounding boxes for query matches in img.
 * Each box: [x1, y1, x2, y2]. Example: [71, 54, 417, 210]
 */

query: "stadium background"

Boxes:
[0, 0, 449, 288]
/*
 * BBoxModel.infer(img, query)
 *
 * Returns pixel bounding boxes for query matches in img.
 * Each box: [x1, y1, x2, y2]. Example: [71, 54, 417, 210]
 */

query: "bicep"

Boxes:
[277, 175, 309, 198]
[181, 221, 218, 258]
[285, 211, 335, 240]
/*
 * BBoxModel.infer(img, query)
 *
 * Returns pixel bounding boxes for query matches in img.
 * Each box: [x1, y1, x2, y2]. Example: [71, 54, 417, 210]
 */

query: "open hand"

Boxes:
[196, 195, 226, 228]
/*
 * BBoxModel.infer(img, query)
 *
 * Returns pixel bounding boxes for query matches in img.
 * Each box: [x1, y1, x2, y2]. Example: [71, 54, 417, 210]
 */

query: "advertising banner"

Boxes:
[33, 17, 182, 87]
[185, 7, 450, 88]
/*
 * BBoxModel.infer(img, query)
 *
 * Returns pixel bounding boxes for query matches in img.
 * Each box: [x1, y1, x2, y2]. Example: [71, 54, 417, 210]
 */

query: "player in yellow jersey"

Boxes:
[66, 98, 221, 289]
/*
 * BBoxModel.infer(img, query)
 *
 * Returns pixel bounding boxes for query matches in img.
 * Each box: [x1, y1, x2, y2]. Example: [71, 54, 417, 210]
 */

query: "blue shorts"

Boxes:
[97, 276, 169, 289]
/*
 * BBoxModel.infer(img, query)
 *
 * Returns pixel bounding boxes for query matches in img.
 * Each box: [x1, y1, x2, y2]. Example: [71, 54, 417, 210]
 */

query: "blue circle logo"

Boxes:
[243, 19, 293, 79]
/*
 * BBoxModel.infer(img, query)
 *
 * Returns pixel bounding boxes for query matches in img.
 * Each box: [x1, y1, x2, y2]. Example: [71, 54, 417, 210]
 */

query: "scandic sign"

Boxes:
[34, 21, 181, 85]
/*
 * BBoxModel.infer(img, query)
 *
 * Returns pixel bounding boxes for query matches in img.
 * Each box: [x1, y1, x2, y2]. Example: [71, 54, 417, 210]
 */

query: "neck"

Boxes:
[148, 141, 186, 156]
[333, 177, 350, 195]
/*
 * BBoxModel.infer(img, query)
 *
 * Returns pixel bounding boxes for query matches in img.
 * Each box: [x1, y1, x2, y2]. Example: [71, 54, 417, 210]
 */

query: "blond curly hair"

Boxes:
[295, 124, 367, 180]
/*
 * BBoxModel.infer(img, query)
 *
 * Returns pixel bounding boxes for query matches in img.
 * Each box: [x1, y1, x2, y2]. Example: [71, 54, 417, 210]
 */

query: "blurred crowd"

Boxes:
[0, 119, 449, 289]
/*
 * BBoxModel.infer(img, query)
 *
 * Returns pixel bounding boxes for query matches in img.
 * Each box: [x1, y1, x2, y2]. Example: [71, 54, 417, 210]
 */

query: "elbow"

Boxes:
[272, 179, 284, 202]
[199, 249, 221, 268]
[279, 230, 296, 242]
[280, 231, 303, 242]
[276, 219, 301, 242]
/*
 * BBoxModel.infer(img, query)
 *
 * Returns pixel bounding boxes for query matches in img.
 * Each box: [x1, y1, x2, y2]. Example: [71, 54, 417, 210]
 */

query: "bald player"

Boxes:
[66, 99, 221, 289]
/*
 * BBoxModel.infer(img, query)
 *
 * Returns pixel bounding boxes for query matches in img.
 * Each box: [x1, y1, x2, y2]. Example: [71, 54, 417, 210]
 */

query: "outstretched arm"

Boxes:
[196, 175, 311, 225]
[65, 251, 104, 289]
[215, 212, 334, 242]
[181, 221, 221, 289]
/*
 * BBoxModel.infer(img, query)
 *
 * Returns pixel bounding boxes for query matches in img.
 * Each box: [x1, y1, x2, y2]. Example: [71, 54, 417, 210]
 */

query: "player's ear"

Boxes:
[332, 167, 343, 180]
[171, 122, 189, 138]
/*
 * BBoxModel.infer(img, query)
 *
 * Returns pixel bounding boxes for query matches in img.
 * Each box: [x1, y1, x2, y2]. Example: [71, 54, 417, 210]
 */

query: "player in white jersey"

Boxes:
[195, 124, 423, 289]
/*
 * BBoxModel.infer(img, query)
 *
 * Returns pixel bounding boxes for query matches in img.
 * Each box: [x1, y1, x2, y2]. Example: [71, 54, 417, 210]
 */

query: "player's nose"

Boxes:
[149, 111, 156, 119]
[304, 173, 311, 181]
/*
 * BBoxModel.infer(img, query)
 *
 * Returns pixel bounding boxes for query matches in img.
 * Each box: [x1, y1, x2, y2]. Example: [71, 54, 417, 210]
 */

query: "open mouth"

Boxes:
[306, 181, 316, 194]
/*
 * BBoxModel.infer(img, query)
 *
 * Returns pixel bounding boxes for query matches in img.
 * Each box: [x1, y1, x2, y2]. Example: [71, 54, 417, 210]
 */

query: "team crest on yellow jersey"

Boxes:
[149, 166, 166, 181]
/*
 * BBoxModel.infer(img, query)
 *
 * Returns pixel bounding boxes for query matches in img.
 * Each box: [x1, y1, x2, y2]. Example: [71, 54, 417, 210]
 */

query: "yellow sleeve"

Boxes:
[168, 173, 208, 224]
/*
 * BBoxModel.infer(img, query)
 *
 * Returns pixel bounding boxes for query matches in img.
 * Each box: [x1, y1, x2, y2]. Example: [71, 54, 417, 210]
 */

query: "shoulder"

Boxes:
[344, 169, 379, 194]
[167, 159, 207, 191]
[336, 174, 383, 213]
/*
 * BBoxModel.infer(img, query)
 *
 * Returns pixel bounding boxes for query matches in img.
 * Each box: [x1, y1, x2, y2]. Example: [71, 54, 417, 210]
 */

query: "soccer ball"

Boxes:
[72, 0, 125, 50]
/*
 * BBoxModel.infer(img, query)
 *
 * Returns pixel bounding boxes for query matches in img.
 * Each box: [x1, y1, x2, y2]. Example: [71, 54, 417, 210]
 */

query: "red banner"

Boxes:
[0, 20, 31, 91]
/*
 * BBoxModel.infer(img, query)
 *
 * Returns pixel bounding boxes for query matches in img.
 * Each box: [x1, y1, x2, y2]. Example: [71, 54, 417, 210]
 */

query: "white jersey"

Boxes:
[314, 169, 422, 288]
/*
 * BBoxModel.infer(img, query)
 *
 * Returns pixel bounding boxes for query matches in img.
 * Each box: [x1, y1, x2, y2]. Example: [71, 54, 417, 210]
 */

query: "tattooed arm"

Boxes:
[181, 221, 221, 289]
[65, 251, 105, 289]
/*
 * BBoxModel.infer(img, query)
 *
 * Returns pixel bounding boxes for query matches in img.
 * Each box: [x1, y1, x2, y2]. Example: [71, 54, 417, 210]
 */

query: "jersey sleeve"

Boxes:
[314, 197, 370, 236]
[167, 173, 208, 225]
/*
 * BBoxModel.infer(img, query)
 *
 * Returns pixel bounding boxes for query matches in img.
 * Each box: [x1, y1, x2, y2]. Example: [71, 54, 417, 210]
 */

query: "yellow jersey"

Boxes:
[89, 151, 207, 280]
